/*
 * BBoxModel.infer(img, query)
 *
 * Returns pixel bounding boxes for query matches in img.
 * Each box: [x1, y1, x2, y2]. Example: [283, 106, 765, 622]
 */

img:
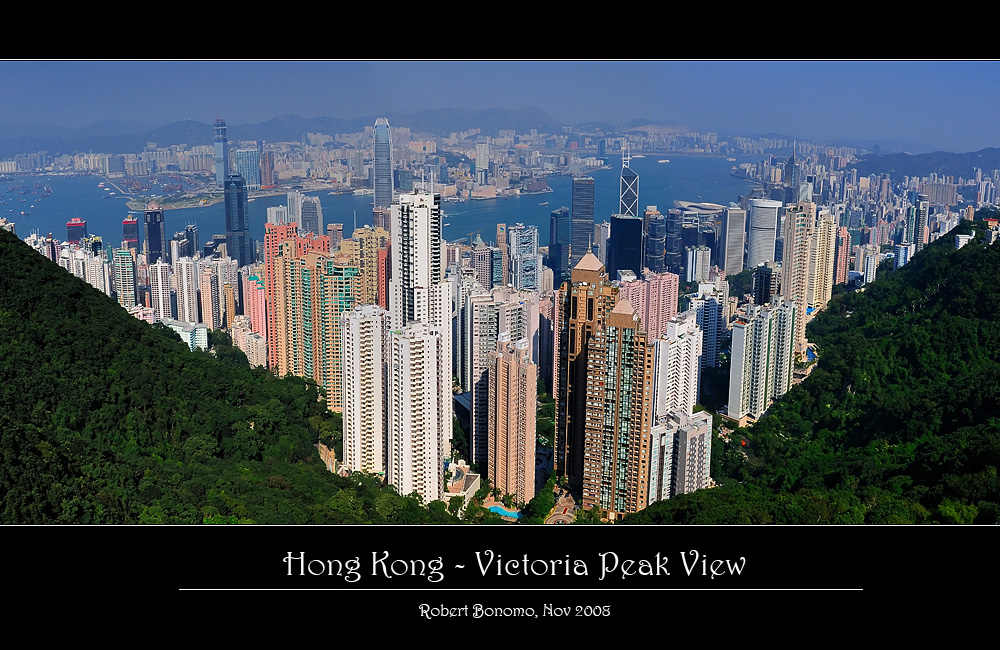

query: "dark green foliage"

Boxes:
[0, 230, 458, 524]
[624, 222, 1000, 524]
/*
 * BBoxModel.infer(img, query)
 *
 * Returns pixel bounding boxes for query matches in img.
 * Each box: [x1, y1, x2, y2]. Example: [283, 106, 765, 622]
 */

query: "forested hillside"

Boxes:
[625, 221, 1000, 524]
[0, 230, 458, 524]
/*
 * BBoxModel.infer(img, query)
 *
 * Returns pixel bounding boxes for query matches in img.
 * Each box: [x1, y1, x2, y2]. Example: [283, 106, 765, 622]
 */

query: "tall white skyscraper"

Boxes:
[652, 310, 703, 420]
[175, 256, 199, 324]
[387, 322, 446, 503]
[149, 260, 172, 321]
[342, 305, 391, 475]
[727, 298, 796, 423]
[747, 199, 782, 269]
[387, 191, 453, 500]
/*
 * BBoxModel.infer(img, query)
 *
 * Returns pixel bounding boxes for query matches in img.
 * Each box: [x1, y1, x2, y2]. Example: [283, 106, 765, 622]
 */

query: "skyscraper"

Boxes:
[618, 269, 679, 340]
[224, 174, 253, 267]
[300, 195, 323, 236]
[619, 149, 639, 217]
[373, 118, 394, 214]
[643, 207, 666, 273]
[271, 242, 359, 411]
[214, 116, 229, 188]
[66, 218, 88, 244]
[727, 298, 796, 424]
[149, 260, 172, 321]
[914, 193, 930, 252]
[387, 322, 447, 503]
[720, 207, 746, 275]
[548, 206, 571, 282]
[113, 248, 137, 309]
[143, 205, 166, 264]
[746, 199, 782, 269]
[780, 200, 816, 356]
[122, 216, 139, 250]
[342, 304, 391, 475]
[175, 257, 199, 324]
[580, 299, 654, 519]
[809, 211, 838, 310]
[606, 215, 644, 280]
[488, 336, 537, 505]
[233, 147, 262, 191]
[570, 177, 595, 269]
[507, 223, 542, 291]
[388, 191, 453, 478]
[651, 310, 702, 419]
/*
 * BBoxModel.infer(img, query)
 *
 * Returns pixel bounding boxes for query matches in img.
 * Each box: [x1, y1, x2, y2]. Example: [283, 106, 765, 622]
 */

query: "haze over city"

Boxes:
[3, 60, 999, 153]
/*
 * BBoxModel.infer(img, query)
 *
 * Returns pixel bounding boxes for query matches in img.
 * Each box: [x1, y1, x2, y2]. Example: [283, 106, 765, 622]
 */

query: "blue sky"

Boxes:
[2, 60, 998, 152]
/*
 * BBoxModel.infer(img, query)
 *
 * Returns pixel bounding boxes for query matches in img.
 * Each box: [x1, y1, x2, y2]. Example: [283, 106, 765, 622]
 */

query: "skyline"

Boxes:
[1, 60, 999, 153]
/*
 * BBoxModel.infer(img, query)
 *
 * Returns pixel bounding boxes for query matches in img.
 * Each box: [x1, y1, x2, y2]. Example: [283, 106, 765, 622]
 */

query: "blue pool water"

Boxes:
[489, 505, 521, 519]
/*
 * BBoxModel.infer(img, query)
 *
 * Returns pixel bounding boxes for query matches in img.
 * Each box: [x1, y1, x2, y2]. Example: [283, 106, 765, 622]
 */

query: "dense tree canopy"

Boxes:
[625, 221, 1000, 524]
[0, 230, 458, 524]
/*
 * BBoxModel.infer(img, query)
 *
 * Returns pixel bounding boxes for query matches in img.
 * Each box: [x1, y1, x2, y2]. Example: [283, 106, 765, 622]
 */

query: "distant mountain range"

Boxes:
[0, 108, 573, 159]
[848, 147, 1000, 180]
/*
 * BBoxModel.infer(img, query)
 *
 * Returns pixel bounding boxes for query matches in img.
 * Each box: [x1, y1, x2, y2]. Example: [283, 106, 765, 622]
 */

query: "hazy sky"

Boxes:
[3, 60, 999, 152]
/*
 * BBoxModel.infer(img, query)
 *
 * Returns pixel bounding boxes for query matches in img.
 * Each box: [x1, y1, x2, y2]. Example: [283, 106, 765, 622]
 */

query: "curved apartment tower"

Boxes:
[746, 199, 782, 269]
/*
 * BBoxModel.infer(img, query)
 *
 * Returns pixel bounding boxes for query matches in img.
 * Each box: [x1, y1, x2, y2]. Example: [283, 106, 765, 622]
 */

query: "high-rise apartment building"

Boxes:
[555, 253, 617, 492]
[688, 281, 726, 368]
[780, 201, 816, 356]
[388, 191, 453, 482]
[149, 260, 172, 321]
[214, 116, 229, 188]
[488, 336, 537, 505]
[727, 297, 796, 424]
[648, 409, 713, 504]
[175, 256, 199, 324]
[200, 265, 220, 329]
[569, 177, 595, 269]
[580, 300, 654, 519]
[651, 310, 702, 419]
[834, 226, 850, 286]
[342, 304, 391, 475]
[271, 242, 359, 411]
[555, 253, 656, 519]
[113, 248, 137, 309]
[374, 118, 394, 214]
[224, 174, 253, 268]
[809, 211, 838, 310]
[338, 225, 390, 307]
[387, 322, 447, 503]
[617, 269, 679, 340]
[914, 193, 930, 252]
[746, 199, 782, 269]
[685, 245, 712, 283]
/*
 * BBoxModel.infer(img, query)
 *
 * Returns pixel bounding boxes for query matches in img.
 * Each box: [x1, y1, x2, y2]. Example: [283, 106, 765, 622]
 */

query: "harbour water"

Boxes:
[5, 154, 759, 249]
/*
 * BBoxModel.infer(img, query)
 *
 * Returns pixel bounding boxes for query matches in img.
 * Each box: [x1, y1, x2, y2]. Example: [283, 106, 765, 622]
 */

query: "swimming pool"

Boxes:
[488, 505, 521, 519]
